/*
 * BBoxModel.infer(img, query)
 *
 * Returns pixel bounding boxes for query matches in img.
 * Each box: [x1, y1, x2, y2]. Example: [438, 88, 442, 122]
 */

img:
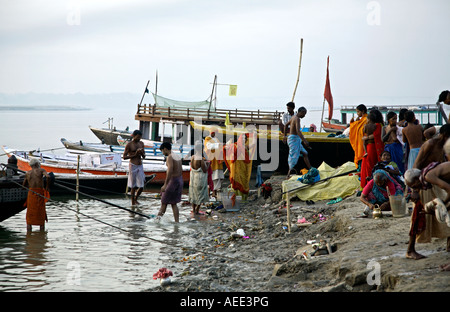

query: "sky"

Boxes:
[0, 0, 449, 108]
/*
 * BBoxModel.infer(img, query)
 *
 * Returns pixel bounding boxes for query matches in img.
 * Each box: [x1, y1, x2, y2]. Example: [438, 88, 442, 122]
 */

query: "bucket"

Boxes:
[221, 190, 241, 212]
[389, 195, 406, 217]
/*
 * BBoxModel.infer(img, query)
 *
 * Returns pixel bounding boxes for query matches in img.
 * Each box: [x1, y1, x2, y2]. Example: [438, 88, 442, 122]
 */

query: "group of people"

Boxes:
[348, 93, 450, 264]
[123, 129, 223, 223]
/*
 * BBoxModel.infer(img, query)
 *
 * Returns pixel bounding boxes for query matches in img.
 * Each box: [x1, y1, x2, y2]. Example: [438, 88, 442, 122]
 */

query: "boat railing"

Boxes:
[136, 103, 282, 125]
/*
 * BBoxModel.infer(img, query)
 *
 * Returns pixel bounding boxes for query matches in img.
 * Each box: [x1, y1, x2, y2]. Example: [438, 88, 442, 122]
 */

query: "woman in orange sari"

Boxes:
[223, 132, 256, 201]
[360, 109, 385, 188]
[349, 104, 368, 168]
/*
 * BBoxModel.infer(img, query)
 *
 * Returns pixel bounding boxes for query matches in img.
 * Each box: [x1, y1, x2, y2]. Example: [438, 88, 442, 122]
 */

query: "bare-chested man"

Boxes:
[158, 142, 183, 222]
[283, 107, 311, 178]
[23, 158, 50, 231]
[402, 110, 424, 170]
[123, 130, 146, 205]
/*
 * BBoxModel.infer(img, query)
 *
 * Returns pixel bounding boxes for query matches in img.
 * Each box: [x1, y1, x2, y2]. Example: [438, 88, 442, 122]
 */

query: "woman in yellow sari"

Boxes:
[223, 133, 257, 201]
[349, 104, 368, 168]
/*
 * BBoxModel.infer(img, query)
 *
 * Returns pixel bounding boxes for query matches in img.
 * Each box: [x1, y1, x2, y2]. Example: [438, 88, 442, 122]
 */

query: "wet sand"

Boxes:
[147, 175, 450, 292]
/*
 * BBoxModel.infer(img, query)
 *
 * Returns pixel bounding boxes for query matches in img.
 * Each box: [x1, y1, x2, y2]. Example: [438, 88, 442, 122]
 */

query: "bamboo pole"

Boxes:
[155, 70, 158, 97]
[76, 155, 80, 201]
[291, 38, 303, 102]
[209, 75, 217, 111]
[286, 191, 291, 233]
[319, 97, 326, 132]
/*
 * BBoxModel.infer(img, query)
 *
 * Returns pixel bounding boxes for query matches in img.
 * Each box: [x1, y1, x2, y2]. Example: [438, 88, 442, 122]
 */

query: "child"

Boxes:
[382, 111, 404, 173]
[372, 150, 404, 187]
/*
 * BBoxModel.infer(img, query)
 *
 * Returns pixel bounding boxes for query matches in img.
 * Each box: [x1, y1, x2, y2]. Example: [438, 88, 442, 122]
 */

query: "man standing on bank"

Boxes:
[283, 107, 311, 178]
[123, 130, 146, 205]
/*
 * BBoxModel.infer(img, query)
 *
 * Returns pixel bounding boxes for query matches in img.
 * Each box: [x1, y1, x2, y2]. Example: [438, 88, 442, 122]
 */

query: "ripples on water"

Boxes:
[0, 194, 201, 291]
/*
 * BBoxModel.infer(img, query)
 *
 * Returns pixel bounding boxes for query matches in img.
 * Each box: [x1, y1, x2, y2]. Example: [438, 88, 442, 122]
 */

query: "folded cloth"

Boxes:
[25, 188, 49, 226]
[161, 175, 183, 205]
[287, 134, 307, 170]
[128, 163, 145, 188]
[297, 167, 319, 184]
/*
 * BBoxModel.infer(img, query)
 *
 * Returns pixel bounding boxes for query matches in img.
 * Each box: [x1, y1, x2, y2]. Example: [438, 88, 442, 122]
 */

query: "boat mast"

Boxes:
[139, 80, 150, 106]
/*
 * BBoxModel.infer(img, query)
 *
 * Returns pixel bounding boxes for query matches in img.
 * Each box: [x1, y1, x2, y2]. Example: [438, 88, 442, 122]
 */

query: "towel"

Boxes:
[161, 176, 183, 205]
[188, 167, 209, 205]
[128, 163, 145, 188]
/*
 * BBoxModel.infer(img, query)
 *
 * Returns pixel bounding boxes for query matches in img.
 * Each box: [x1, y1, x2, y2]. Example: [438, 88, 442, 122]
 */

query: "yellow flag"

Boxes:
[229, 85, 237, 96]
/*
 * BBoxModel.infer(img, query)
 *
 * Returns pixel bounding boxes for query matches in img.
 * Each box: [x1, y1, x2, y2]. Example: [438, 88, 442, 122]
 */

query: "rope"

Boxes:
[8, 172, 275, 266]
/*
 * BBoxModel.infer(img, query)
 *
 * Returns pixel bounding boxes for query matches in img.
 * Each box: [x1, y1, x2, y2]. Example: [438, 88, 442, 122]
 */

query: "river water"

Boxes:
[0, 193, 200, 291]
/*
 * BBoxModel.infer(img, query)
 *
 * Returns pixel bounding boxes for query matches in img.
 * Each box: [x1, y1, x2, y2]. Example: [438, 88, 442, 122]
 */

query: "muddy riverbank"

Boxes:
[147, 175, 449, 292]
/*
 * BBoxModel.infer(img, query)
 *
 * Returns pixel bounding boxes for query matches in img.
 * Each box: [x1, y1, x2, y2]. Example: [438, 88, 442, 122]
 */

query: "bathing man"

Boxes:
[158, 142, 183, 223]
[23, 158, 50, 231]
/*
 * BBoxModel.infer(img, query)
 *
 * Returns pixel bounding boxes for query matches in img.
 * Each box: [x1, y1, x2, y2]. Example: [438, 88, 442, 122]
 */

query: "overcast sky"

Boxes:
[0, 0, 449, 106]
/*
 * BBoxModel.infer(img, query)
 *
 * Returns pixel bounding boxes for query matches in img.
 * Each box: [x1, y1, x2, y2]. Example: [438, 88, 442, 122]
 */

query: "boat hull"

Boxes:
[89, 126, 133, 145]
[2, 147, 190, 188]
[321, 121, 347, 133]
[0, 177, 28, 222]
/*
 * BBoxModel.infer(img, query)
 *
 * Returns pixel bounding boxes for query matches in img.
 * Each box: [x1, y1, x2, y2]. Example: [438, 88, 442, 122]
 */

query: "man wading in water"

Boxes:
[158, 142, 183, 223]
[123, 130, 146, 205]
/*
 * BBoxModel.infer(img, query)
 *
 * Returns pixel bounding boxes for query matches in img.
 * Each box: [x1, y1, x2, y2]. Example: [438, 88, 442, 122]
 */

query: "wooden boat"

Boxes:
[48, 173, 156, 196]
[321, 119, 347, 133]
[0, 171, 28, 222]
[2, 146, 190, 185]
[61, 138, 112, 153]
[189, 121, 283, 140]
[115, 135, 193, 157]
[89, 126, 133, 145]
[188, 121, 354, 171]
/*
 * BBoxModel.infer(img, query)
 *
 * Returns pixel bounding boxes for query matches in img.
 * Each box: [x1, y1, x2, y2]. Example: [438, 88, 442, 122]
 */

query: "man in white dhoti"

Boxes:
[204, 129, 224, 198]
[189, 142, 210, 215]
[123, 130, 146, 205]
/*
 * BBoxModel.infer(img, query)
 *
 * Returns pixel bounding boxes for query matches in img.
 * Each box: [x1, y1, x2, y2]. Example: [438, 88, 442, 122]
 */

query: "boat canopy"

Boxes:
[152, 92, 213, 111]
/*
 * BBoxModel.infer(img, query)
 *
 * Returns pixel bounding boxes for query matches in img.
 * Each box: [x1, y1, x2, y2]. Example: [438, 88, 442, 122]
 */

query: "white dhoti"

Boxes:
[212, 169, 224, 191]
[128, 163, 145, 188]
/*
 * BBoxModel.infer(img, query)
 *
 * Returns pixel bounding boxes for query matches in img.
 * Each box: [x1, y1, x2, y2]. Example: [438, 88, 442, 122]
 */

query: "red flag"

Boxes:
[324, 56, 333, 121]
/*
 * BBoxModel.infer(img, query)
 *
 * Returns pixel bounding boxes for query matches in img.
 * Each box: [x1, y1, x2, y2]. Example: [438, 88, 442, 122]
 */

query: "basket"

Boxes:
[389, 195, 406, 218]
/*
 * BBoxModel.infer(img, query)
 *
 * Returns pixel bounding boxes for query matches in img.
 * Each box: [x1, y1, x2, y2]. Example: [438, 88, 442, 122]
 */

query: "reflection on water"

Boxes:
[0, 194, 200, 291]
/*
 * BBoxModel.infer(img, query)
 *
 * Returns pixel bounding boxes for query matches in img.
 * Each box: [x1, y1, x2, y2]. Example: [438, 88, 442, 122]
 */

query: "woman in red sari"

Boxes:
[360, 109, 385, 188]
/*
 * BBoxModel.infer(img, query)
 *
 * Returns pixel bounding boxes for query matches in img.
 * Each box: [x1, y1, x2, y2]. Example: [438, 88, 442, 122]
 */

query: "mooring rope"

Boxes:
[7, 173, 275, 266]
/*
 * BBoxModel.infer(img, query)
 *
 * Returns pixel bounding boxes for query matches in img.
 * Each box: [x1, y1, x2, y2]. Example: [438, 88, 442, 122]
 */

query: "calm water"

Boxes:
[0, 193, 201, 291]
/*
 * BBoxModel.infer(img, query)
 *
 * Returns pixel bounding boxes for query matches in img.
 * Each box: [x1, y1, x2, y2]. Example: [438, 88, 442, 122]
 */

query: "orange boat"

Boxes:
[321, 119, 347, 133]
[2, 146, 190, 185]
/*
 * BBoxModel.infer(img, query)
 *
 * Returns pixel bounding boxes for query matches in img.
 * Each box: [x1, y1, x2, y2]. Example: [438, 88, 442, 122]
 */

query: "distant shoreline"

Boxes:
[0, 106, 91, 111]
